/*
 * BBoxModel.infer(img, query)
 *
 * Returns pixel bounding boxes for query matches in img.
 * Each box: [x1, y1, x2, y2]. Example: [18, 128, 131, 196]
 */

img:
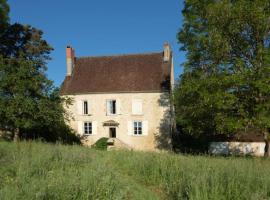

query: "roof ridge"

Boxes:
[76, 51, 163, 59]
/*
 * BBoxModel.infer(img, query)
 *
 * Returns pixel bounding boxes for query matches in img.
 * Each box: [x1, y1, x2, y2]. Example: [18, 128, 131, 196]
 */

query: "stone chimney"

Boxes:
[66, 46, 75, 76]
[163, 42, 171, 62]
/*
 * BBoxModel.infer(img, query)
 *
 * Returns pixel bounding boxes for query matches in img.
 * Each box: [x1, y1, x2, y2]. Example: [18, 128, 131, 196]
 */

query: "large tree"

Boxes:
[0, 0, 78, 143]
[0, 0, 9, 30]
[175, 0, 270, 154]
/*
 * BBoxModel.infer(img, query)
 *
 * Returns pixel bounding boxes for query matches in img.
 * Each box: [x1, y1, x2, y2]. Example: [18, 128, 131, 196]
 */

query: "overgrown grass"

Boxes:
[0, 141, 270, 200]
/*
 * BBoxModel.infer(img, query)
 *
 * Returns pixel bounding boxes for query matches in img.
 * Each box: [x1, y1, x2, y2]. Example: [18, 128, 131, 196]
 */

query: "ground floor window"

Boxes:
[133, 121, 142, 135]
[84, 122, 92, 135]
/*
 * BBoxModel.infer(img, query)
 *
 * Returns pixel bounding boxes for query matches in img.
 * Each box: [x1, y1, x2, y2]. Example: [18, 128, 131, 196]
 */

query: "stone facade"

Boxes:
[64, 92, 172, 151]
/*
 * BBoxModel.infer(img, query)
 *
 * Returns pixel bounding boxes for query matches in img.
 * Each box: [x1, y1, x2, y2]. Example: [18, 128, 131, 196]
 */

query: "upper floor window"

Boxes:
[107, 100, 116, 115]
[134, 121, 142, 135]
[84, 122, 92, 135]
[77, 100, 91, 115]
[132, 99, 143, 115]
[83, 101, 88, 115]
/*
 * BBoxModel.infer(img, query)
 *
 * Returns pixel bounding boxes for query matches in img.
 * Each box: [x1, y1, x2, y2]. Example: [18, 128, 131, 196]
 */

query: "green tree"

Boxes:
[0, 0, 79, 144]
[0, 0, 9, 30]
[175, 0, 270, 154]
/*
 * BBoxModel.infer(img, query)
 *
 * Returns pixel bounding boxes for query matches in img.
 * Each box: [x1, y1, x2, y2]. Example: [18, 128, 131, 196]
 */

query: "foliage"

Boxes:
[175, 0, 270, 140]
[0, 0, 79, 143]
[92, 137, 109, 150]
[1, 141, 270, 199]
[0, 0, 9, 30]
[0, 23, 53, 65]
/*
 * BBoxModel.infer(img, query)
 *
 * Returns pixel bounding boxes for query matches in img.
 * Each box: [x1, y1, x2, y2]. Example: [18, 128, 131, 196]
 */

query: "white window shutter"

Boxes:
[106, 100, 110, 115]
[138, 100, 143, 114]
[132, 100, 136, 114]
[88, 100, 91, 114]
[142, 121, 148, 136]
[127, 121, 133, 135]
[117, 99, 121, 115]
[132, 99, 142, 115]
[92, 121, 97, 135]
[77, 121, 83, 135]
[77, 100, 83, 115]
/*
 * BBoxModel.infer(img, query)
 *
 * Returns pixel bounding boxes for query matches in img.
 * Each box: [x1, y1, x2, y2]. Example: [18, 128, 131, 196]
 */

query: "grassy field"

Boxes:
[0, 141, 270, 200]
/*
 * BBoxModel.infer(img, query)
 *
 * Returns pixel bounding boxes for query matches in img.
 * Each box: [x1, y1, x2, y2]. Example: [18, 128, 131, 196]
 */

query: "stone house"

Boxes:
[60, 43, 174, 150]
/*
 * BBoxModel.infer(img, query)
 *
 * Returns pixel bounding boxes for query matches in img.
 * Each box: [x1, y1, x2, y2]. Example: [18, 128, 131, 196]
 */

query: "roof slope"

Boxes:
[60, 52, 171, 95]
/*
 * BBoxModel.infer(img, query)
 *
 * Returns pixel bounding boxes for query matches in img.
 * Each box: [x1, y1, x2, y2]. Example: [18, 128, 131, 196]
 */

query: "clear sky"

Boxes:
[8, 0, 185, 87]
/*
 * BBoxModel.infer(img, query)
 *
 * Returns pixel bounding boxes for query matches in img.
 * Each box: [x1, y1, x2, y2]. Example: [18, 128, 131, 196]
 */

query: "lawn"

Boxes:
[0, 141, 270, 200]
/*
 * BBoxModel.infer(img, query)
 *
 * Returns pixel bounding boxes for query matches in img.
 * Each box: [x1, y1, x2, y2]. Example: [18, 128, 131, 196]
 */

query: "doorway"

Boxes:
[109, 127, 116, 138]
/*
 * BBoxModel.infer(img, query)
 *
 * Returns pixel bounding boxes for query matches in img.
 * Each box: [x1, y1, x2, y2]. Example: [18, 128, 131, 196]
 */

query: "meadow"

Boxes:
[0, 141, 270, 200]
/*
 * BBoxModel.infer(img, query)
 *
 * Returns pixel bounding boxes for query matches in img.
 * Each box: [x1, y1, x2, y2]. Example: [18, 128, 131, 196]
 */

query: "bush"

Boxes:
[19, 123, 81, 145]
[92, 137, 109, 150]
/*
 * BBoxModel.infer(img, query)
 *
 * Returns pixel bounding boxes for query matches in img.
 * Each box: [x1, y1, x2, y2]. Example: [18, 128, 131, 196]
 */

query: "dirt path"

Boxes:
[103, 158, 166, 200]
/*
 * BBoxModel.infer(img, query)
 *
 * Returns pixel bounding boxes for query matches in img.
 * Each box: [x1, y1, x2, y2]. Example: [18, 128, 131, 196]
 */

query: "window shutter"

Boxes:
[77, 121, 83, 135]
[127, 121, 133, 135]
[106, 100, 110, 115]
[92, 121, 97, 135]
[117, 99, 121, 115]
[132, 100, 136, 114]
[142, 121, 148, 136]
[77, 100, 83, 115]
[88, 100, 91, 114]
[132, 99, 142, 115]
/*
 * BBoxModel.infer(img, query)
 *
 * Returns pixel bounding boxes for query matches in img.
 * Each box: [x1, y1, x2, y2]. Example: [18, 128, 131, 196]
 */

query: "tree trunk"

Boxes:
[264, 131, 270, 157]
[13, 128, 20, 142]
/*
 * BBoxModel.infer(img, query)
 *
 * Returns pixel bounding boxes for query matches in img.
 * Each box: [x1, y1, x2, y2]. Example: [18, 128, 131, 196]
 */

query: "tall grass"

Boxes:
[0, 141, 270, 200]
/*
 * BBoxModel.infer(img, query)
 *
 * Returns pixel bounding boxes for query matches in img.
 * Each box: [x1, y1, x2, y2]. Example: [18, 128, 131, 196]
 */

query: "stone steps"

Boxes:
[107, 138, 132, 151]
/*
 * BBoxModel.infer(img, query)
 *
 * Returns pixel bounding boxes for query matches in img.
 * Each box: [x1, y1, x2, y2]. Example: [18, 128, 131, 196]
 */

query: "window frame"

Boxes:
[133, 121, 142, 136]
[107, 99, 117, 115]
[84, 121, 92, 135]
[83, 100, 88, 115]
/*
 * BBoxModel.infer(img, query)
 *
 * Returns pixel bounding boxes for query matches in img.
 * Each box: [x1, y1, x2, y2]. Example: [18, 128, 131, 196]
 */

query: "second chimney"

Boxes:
[163, 42, 171, 62]
[66, 46, 75, 76]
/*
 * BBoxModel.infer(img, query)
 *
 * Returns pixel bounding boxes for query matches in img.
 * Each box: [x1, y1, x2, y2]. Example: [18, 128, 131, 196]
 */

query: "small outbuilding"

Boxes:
[209, 132, 266, 156]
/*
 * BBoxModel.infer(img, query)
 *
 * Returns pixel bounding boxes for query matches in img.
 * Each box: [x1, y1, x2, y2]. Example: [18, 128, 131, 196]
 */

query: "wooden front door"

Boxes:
[109, 127, 116, 138]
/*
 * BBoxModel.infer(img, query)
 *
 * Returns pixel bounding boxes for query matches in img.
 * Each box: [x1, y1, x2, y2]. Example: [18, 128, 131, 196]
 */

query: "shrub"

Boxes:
[19, 123, 81, 145]
[92, 137, 109, 150]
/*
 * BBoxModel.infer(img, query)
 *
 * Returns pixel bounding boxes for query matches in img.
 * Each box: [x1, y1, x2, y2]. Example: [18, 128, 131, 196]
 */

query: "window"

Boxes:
[133, 121, 142, 135]
[83, 101, 88, 115]
[132, 99, 143, 115]
[107, 100, 116, 115]
[84, 122, 92, 134]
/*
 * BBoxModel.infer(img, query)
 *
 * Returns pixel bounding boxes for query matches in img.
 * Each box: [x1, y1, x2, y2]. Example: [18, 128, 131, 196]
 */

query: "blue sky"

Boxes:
[8, 0, 185, 87]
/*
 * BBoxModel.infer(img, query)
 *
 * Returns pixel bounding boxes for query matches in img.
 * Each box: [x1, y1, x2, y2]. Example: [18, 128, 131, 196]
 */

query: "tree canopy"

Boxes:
[0, 0, 9, 30]
[175, 0, 270, 142]
[0, 0, 79, 144]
